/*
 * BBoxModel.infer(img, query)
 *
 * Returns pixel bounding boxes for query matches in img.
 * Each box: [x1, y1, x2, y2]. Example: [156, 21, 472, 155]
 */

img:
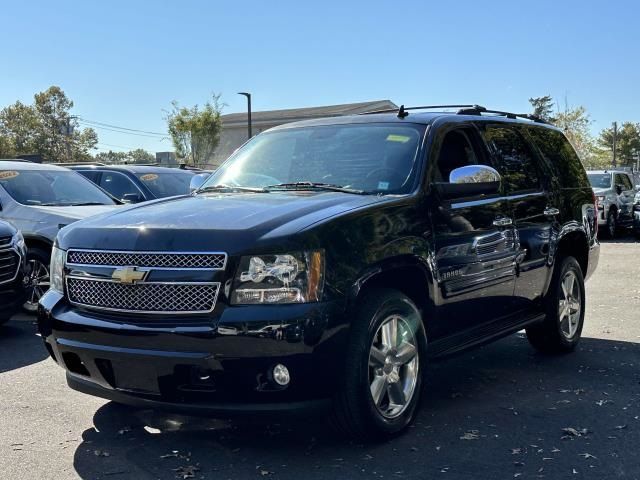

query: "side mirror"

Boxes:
[190, 173, 208, 193]
[121, 193, 143, 204]
[433, 165, 501, 199]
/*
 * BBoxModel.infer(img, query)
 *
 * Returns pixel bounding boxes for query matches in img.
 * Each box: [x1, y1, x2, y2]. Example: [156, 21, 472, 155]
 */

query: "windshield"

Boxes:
[136, 171, 194, 198]
[202, 124, 424, 194]
[587, 173, 612, 189]
[0, 169, 116, 206]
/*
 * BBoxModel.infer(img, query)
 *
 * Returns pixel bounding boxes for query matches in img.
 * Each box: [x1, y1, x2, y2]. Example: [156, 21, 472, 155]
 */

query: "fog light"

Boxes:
[272, 364, 290, 386]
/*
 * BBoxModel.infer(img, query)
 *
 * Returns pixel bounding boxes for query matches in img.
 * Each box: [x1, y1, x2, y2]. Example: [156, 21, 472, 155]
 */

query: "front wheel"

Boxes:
[526, 256, 585, 353]
[605, 210, 617, 238]
[23, 247, 51, 314]
[329, 288, 426, 440]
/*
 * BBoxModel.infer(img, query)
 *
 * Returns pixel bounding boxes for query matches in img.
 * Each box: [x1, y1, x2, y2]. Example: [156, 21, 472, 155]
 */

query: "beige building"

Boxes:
[211, 99, 397, 167]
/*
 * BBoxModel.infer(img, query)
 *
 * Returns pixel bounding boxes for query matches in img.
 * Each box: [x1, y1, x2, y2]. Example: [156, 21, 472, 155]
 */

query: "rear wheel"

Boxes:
[526, 256, 585, 353]
[23, 247, 51, 314]
[329, 288, 426, 440]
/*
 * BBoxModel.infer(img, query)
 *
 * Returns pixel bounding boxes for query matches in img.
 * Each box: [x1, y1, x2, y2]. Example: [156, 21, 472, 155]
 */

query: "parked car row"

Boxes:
[36, 106, 600, 439]
[0, 160, 203, 319]
[587, 169, 639, 238]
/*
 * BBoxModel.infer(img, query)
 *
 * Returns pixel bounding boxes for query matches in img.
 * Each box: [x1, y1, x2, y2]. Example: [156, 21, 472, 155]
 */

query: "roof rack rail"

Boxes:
[361, 104, 550, 124]
[48, 162, 106, 166]
[0, 158, 33, 163]
[456, 106, 549, 124]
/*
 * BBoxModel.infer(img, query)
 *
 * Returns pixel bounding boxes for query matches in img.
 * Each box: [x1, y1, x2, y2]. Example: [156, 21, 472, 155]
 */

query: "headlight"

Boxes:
[231, 251, 325, 304]
[50, 246, 65, 293]
[11, 231, 26, 253]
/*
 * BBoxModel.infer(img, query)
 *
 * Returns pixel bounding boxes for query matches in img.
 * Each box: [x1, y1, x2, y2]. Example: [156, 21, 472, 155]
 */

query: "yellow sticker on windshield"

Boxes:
[386, 134, 411, 143]
[0, 171, 19, 180]
[140, 173, 159, 182]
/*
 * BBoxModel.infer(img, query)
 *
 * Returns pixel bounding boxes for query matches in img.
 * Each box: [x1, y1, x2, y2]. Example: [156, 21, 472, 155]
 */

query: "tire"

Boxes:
[526, 256, 585, 353]
[605, 209, 617, 238]
[329, 288, 426, 440]
[23, 247, 51, 314]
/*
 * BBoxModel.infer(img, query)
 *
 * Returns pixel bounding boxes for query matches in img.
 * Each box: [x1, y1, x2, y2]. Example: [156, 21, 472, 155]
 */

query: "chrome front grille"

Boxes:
[0, 248, 20, 284]
[67, 250, 226, 269]
[65, 249, 226, 314]
[67, 278, 220, 314]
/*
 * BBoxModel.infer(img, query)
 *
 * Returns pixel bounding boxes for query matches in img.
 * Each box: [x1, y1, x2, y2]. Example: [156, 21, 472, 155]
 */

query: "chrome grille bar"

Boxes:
[66, 249, 227, 270]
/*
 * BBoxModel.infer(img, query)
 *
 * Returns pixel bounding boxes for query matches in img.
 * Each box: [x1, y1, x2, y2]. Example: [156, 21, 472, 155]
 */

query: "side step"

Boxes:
[428, 311, 545, 360]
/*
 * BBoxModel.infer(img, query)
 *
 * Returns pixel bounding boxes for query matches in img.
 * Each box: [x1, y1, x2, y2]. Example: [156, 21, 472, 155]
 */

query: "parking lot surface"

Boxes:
[1, 239, 639, 479]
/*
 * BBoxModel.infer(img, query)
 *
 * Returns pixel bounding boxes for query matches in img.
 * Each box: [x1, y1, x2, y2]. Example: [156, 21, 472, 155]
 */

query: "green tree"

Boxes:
[597, 122, 640, 168]
[166, 94, 223, 167]
[0, 86, 97, 162]
[127, 148, 155, 164]
[528, 95, 556, 122]
[94, 150, 128, 164]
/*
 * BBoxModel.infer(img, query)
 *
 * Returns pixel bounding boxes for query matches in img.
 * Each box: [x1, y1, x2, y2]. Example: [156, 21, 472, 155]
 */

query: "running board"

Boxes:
[428, 311, 545, 360]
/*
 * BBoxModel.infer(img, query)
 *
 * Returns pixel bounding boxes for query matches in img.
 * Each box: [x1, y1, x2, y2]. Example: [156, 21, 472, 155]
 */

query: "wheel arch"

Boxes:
[553, 229, 589, 278]
[23, 235, 53, 256]
[349, 256, 435, 334]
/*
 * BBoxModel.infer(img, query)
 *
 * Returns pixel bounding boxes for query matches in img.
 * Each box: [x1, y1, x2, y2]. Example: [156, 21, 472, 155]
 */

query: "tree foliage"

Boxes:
[166, 94, 223, 167]
[528, 95, 556, 122]
[0, 86, 97, 162]
[94, 148, 155, 164]
[597, 122, 640, 168]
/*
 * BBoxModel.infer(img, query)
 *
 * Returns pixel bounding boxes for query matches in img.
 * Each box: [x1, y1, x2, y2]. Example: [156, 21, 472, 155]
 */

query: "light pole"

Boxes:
[238, 92, 252, 140]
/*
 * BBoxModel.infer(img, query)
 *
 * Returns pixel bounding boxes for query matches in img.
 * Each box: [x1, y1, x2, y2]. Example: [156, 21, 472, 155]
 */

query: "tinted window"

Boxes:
[619, 174, 633, 190]
[136, 171, 193, 198]
[527, 127, 589, 189]
[433, 129, 484, 182]
[0, 169, 115, 206]
[481, 126, 540, 193]
[99, 172, 140, 200]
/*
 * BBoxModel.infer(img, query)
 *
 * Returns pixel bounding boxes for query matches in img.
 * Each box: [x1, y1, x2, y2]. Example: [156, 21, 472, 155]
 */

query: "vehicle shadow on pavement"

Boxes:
[72, 335, 640, 480]
[0, 317, 47, 373]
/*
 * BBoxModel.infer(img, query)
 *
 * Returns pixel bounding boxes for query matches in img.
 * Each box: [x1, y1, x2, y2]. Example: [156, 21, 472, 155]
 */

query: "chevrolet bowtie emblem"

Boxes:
[111, 266, 148, 284]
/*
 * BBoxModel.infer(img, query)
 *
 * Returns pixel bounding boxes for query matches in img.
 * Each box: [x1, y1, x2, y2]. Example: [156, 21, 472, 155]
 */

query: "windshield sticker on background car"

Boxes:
[386, 134, 411, 143]
[0, 171, 20, 180]
[378, 181, 390, 190]
[140, 174, 159, 182]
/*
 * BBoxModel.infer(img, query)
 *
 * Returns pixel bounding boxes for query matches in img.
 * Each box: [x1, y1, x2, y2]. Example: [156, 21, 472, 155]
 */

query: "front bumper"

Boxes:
[0, 272, 26, 321]
[38, 291, 347, 414]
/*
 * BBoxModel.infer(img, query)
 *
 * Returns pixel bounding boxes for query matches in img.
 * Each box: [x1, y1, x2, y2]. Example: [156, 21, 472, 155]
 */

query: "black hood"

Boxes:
[57, 191, 391, 253]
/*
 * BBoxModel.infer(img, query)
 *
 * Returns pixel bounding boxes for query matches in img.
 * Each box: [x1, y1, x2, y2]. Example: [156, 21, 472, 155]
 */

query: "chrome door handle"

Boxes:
[544, 207, 560, 216]
[493, 216, 513, 227]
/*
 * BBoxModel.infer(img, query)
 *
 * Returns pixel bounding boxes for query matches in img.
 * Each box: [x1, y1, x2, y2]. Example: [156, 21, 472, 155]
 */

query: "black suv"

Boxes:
[38, 105, 599, 439]
[0, 220, 26, 324]
[69, 165, 196, 203]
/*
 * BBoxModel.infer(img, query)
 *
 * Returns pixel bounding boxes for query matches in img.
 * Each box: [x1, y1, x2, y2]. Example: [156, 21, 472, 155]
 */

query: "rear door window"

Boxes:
[526, 127, 589, 189]
[480, 125, 541, 194]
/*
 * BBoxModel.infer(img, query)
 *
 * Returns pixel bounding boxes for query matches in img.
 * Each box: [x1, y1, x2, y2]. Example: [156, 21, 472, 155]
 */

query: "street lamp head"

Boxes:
[238, 92, 251, 98]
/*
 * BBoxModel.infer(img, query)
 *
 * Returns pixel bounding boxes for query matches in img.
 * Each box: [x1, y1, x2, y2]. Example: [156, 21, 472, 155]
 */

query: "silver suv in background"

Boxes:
[587, 170, 637, 237]
[0, 160, 118, 311]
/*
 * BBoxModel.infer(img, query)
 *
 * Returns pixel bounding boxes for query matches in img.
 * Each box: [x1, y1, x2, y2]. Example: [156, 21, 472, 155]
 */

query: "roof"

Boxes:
[268, 111, 564, 132]
[221, 100, 398, 126]
[0, 160, 70, 171]
[69, 164, 195, 175]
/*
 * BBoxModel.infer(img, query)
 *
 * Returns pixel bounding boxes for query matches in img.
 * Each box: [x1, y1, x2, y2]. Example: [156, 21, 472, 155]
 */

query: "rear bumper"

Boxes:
[38, 290, 347, 413]
[585, 238, 600, 282]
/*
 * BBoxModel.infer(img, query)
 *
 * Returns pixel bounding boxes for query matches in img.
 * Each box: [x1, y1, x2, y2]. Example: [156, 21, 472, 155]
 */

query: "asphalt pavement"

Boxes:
[1, 239, 639, 480]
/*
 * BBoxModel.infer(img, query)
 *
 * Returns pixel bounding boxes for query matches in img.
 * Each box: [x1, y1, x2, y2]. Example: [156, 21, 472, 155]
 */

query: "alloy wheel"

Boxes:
[23, 259, 50, 312]
[558, 270, 581, 339]
[368, 314, 420, 419]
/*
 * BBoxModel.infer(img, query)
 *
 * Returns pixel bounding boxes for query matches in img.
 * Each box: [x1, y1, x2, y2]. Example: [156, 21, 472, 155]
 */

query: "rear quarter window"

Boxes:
[526, 127, 589, 189]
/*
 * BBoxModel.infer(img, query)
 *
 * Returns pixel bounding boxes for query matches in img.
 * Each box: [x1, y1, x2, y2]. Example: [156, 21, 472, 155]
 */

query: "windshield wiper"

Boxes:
[264, 182, 365, 194]
[196, 184, 268, 194]
[66, 202, 110, 206]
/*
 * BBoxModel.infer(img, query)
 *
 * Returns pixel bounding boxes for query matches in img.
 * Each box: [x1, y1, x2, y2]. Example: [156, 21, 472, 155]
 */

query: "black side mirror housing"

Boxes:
[433, 165, 502, 200]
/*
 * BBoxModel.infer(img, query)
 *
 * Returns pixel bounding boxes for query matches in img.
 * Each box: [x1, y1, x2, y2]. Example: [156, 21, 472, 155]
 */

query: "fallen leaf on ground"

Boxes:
[173, 465, 200, 479]
[460, 431, 479, 440]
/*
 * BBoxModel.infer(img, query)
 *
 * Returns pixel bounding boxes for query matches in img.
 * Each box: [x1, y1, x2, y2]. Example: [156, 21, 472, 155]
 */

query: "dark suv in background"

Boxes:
[38, 105, 599, 439]
[0, 220, 26, 324]
[70, 165, 196, 203]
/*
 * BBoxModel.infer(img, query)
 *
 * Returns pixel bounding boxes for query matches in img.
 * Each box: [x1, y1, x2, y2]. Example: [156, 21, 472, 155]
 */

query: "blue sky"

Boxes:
[2, 0, 638, 153]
